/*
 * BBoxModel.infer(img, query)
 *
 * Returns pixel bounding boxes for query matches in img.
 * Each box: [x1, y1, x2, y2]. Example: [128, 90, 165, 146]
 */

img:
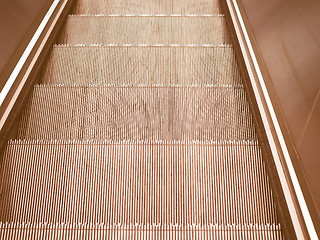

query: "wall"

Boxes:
[0, 0, 53, 90]
[240, 0, 320, 222]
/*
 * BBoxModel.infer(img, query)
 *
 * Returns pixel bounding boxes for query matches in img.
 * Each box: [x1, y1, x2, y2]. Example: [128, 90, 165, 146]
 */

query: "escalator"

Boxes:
[0, 0, 305, 238]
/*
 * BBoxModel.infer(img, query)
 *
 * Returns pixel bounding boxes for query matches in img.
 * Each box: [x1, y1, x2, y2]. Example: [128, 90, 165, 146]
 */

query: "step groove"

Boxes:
[1, 140, 277, 224]
[18, 85, 256, 140]
[0, 222, 283, 239]
[43, 45, 241, 85]
[74, 0, 222, 15]
[61, 15, 230, 45]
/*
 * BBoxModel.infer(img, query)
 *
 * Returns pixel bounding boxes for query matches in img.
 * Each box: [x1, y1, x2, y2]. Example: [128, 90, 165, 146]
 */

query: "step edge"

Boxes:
[53, 43, 234, 48]
[33, 83, 244, 88]
[68, 14, 226, 18]
[7, 139, 259, 146]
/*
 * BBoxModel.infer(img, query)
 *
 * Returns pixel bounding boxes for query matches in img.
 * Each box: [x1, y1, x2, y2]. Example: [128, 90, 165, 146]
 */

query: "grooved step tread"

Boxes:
[0, 223, 283, 239]
[1, 140, 276, 224]
[18, 85, 256, 140]
[74, 0, 221, 15]
[0, 0, 286, 237]
[43, 45, 241, 85]
[61, 15, 230, 45]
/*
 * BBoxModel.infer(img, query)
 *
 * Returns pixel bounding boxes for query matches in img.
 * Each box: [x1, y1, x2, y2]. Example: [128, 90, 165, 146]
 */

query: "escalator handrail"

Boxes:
[224, 0, 318, 239]
[0, 0, 69, 132]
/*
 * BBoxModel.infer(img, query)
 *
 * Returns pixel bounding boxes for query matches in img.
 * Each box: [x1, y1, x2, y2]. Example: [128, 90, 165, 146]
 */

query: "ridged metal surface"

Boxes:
[0, 223, 283, 239]
[18, 85, 256, 140]
[43, 45, 241, 85]
[1, 0, 284, 237]
[74, 0, 221, 15]
[0, 140, 276, 224]
[61, 15, 230, 45]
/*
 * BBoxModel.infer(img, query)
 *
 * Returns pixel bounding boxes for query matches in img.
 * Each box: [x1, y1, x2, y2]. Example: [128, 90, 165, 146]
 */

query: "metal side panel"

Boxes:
[221, 0, 319, 239]
[0, 0, 76, 154]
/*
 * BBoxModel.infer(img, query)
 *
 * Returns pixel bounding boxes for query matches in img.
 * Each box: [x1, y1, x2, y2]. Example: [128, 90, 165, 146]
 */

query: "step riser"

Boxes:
[43, 46, 241, 85]
[0, 223, 283, 240]
[0, 141, 276, 224]
[18, 86, 256, 140]
[75, 0, 221, 15]
[62, 16, 230, 45]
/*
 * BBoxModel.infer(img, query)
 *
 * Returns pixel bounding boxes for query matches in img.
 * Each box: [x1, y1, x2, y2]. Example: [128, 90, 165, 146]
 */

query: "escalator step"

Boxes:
[74, 0, 221, 15]
[43, 45, 241, 85]
[61, 15, 230, 45]
[0, 222, 283, 239]
[0, 140, 277, 224]
[18, 85, 256, 140]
